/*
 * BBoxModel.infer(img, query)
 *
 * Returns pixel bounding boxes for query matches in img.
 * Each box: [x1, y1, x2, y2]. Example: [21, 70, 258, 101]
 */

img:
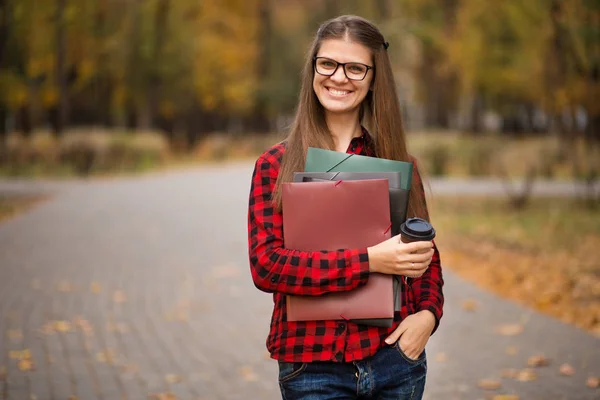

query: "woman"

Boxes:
[247, 15, 444, 400]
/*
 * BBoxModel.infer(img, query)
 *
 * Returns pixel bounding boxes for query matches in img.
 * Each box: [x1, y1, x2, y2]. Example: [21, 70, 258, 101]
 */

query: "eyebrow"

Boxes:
[316, 55, 371, 65]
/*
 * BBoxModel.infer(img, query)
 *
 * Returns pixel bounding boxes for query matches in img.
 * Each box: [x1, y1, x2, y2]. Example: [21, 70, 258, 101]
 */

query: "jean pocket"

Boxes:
[278, 361, 307, 383]
[395, 342, 426, 364]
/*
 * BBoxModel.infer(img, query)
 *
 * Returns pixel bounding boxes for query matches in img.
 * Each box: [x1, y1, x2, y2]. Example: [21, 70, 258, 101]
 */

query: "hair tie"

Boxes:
[383, 41, 389, 50]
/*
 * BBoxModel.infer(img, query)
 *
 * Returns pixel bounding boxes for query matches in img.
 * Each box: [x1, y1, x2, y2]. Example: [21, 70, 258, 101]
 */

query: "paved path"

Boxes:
[0, 163, 598, 400]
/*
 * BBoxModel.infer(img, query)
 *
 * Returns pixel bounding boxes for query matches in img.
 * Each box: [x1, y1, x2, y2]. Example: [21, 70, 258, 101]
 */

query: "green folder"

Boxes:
[305, 147, 413, 190]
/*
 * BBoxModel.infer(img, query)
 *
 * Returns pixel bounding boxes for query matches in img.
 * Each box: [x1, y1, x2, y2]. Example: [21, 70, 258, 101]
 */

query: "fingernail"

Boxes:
[384, 338, 392, 345]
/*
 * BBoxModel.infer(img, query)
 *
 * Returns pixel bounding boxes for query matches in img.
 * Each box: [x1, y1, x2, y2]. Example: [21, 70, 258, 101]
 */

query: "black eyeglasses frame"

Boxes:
[313, 56, 374, 81]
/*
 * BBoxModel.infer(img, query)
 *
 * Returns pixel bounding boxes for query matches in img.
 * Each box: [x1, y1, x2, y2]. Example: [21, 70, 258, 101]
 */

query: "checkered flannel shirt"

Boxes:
[247, 130, 444, 363]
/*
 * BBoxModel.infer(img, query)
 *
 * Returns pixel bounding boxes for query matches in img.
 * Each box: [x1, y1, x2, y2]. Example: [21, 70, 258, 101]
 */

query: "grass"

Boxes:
[0, 196, 48, 223]
[429, 195, 600, 335]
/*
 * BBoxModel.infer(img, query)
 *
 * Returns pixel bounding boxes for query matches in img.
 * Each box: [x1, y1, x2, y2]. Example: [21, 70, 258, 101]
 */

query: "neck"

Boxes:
[325, 111, 362, 152]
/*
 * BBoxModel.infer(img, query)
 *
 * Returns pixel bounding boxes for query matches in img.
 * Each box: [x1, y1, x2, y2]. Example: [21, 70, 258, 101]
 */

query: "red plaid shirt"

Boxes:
[247, 130, 444, 363]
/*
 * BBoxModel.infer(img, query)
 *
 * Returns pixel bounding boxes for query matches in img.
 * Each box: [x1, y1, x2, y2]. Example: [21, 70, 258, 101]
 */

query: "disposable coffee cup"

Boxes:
[399, 218, 436, 251]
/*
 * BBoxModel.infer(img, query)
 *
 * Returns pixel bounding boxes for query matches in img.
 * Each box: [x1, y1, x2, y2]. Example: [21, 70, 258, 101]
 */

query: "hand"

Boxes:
[384, 310, 436, 359]
[367, 235, 434, 277]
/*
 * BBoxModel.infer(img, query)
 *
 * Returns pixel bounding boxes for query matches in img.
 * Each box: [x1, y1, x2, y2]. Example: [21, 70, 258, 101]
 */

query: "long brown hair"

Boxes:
[272, 15, 428, 221]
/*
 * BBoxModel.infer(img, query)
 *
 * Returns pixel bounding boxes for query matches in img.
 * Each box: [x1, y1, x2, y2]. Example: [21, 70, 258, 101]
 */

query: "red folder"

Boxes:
[282, 179, 393, 321]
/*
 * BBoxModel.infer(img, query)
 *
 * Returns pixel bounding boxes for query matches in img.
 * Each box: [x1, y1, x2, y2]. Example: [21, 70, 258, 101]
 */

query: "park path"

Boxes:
[0, 162, 598, 400]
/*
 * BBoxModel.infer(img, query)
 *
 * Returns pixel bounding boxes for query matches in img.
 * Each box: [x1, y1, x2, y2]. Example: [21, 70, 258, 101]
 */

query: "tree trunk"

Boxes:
[0, 0, 10, 146]
[251, 0, 271, 133]
[149, 0, 170, 129]
[53, 0, 69, 137]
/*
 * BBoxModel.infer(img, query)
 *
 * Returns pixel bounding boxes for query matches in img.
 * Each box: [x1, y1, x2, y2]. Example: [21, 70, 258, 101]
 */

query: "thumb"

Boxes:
[385, 320, 409, 345]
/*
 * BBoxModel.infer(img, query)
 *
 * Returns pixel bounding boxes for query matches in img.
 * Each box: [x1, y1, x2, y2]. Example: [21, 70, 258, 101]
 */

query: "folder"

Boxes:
[304, 147, 414, 191]
[293, 172, 409, 235]
[282, 179, 394, 324]
[293, 171, 405, 327]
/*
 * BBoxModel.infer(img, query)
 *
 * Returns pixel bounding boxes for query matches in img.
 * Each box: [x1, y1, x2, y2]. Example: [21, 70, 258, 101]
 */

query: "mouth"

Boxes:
[325, 87, 353, 97]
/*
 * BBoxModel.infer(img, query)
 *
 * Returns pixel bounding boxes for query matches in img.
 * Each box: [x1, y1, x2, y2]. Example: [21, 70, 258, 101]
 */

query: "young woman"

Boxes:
[247, 15, 444, 400]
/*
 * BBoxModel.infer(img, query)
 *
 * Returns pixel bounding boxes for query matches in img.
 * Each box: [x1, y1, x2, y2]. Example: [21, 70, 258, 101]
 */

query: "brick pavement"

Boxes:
[0, 163, 598, 400]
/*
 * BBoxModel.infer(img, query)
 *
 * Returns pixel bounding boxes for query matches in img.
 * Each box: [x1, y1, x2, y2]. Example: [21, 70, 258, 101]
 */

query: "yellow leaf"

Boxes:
[165, 374, 182, 384]
[527, 355, 550, 367]
[477, 379, 501, 390]
[54, 320, 73, 333]
[18, 359, 34, 372]
[586, 377, 599, 388]
[559, 363, 575, 376]
[461, 299, 478, 311]
[505, 346, 518, 355]
[496, 324, 523, 336]
[239, 365, 259, 382]
[492, 396, 520, 400]
[90, 282, 102, 294]
[516, 368, 537, 382]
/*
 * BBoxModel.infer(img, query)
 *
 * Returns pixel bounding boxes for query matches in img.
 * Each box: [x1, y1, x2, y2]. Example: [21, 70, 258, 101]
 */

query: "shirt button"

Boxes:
[270, 277, 277, 283]
[336, 323, 345, 334]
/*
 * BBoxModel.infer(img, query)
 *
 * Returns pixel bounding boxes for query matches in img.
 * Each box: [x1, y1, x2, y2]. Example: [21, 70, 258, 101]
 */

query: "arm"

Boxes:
[247, 153, 370, 296]
[410, 161, 444, 334]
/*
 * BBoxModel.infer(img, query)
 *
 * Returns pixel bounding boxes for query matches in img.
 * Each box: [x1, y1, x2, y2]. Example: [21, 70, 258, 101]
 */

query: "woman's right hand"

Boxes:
[367, 235, 434, 277]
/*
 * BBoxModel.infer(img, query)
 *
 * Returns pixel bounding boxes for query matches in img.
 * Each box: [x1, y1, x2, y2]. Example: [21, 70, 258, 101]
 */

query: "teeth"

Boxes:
[328, 88, 349, 95]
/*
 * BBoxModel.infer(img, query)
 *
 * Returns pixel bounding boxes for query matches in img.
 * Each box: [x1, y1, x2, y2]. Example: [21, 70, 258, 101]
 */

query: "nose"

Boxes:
[330, 65, 348, 83]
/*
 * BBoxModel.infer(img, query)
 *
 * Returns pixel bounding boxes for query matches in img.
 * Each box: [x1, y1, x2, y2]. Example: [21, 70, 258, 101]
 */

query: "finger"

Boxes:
[404, 241, 433, 253]
[406, 251, 434, 264]
[384, 321, 409, 345]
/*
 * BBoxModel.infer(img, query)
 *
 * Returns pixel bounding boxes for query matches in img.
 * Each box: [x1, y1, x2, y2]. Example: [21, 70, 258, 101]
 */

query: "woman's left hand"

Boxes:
[384, 310, 436, 359]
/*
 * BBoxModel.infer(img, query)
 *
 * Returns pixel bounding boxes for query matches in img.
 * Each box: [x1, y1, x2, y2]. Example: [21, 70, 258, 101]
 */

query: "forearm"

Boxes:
[249, 240, 370, 296]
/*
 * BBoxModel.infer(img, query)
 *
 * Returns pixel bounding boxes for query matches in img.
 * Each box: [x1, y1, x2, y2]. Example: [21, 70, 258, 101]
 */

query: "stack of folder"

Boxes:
[282, 147, 413, 327]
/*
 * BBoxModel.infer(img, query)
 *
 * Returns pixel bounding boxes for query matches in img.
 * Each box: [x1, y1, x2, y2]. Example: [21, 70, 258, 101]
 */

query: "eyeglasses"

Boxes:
[313, 57, 373, 81]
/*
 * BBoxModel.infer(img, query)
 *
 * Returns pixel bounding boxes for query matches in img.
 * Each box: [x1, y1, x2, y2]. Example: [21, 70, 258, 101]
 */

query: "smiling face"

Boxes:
[313, 38, 374, 118]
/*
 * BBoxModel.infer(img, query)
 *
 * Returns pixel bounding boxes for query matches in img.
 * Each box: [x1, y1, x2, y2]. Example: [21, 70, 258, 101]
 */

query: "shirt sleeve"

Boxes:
[247, 154, 371, 296]
[409, 160, 445, 334]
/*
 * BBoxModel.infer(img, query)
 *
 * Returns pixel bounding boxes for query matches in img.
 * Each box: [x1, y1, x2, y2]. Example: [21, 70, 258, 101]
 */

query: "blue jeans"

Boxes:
[278, 344, 427, 399]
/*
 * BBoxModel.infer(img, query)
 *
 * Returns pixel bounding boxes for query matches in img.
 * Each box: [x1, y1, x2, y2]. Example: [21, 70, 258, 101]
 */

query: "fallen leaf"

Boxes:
[9, 350, 31, 360]
[0, 365, 6, 379]
[54, 320, 73, 333]
[492, 396, 520, 400]
[8, 329, 23, 341]
[478, 379, 501, 390]
[462, 299, 478, 311]
[586, 377, 599, 388]
[57, 280, 73, 292]
[165, 374, 182, 384]
[40, 322, 55, 335]
[95, 349, 116, 364]
[527, 355, 550, 367]
[434, 352, 447, 363]
[150, 393, 177, 400]
[505, 346, 518, 355]
[90, 282, 102, 294]
[113, 290, 127, 303]
[73, 317, 93, 336]
[68, 396, 78, 400]
[501, 369, 519, 379]
[516, 368, 537, 382]
[559, 363, 575, 376]
[239, 365, 259, 382]
[18, 359, 34, 372]
[496, 324, 524, 336]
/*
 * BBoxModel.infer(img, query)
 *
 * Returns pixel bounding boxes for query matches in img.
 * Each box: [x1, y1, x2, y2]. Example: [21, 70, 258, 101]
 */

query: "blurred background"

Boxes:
[0, 0, 599, 398]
